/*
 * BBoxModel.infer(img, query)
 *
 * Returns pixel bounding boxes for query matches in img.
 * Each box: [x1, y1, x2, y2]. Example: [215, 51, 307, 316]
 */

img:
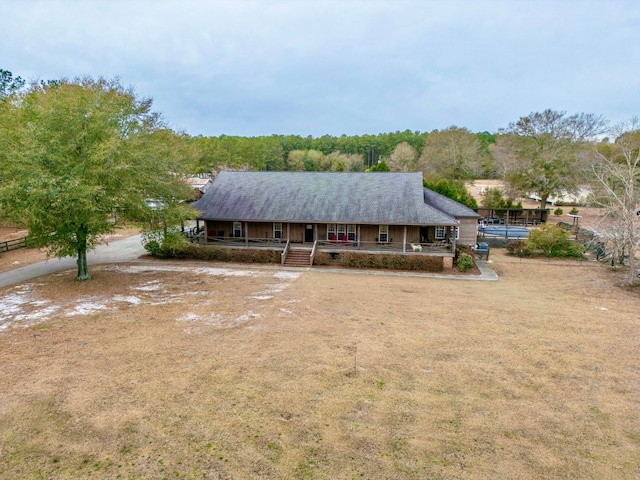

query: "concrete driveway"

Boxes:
[0, 234, 146, 288]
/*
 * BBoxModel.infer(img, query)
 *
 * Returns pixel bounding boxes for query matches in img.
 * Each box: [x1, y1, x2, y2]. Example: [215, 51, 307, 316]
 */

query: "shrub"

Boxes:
[157, 231, 192, 258]
[569, 207, 579, 215]
[506, 240, 533, 257]
[144, 240, 161, 256]
[522, 225, 585, 258]
[456, 253, 473, 272]
[311, 251, 333, 266]
[336, 252, 443, 272]
[554, 208, 564, 216]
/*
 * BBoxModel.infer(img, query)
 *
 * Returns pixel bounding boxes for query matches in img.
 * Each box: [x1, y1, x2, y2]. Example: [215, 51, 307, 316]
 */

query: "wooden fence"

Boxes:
[0, 236, 27, 253]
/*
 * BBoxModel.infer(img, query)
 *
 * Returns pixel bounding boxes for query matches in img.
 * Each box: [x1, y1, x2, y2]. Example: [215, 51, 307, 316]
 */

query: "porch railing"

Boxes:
[202, 236, 452, 254]
[314, 239, 451, 253]
[309, 240, 319, 265]
[280, 240, 290, 264]
[205, 236, 287, 247]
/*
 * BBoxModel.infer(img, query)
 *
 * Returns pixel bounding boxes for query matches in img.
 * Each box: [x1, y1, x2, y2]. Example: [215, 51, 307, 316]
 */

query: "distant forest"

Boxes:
[192, 129, 497, 177]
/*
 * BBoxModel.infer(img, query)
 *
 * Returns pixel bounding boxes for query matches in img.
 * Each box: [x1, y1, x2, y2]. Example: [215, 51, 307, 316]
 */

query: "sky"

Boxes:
[2, 0, 639, 138]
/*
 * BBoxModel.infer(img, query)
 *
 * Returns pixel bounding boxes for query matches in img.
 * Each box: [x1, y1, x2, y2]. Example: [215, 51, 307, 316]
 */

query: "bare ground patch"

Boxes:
[0, 252, 639, 479]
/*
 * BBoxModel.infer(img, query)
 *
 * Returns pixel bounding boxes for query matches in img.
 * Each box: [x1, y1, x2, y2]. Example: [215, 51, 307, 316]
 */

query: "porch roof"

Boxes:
[192, 171, 458, 226]
[423, 188, 482, 219]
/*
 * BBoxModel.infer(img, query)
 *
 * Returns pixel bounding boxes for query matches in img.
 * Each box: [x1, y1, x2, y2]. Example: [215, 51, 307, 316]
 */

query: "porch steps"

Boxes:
[284, 249, 312, 267]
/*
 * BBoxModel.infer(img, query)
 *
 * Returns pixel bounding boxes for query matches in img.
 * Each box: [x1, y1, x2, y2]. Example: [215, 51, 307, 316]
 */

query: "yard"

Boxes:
[0, 249, 639, 479]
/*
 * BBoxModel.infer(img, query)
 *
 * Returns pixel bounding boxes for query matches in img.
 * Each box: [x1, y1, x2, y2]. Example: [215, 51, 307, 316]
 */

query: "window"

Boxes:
[233, 221, 242, 238]
[327, 224, 336, 241]
[378, 225, 389, 243]
[347, 224, 356, 241]
[273, 222, 282, 239]
[435, 226, 445, 240]
[455, 226, 459, 240]
[337, 224, 346, 241]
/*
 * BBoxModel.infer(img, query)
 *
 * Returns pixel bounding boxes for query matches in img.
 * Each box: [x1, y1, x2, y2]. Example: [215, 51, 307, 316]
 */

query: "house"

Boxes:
[186, 177, 213, 200]
[191, 171, 481, 267]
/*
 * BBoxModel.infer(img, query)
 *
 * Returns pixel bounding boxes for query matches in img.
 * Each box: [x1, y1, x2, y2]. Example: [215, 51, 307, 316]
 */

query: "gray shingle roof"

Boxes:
[192, 171, 459, 225]
[422, 188, 482, 218]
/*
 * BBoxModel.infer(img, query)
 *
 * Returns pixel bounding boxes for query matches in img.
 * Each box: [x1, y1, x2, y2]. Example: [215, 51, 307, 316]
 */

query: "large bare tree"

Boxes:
[417, 126, 485, 181]
[387, 142, 417, 172]
[591, 118, 640, 285]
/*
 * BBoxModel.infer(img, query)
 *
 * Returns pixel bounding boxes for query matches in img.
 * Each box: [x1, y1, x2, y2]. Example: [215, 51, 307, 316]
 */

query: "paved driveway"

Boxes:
[0, 235, 146, 288]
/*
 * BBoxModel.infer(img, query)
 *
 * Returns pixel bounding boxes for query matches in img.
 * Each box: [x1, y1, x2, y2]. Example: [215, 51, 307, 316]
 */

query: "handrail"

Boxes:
[201, 237, 452, 253]
[280, 239, 290, 264]
[309, 240, 318, 265]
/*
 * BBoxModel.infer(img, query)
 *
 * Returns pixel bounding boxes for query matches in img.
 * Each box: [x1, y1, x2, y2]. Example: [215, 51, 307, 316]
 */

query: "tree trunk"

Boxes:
[76, 225, 91, 281]
[540, 193, 548, 210]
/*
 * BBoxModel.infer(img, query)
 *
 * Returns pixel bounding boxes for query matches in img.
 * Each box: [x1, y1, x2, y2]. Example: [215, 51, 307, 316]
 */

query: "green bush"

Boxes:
[569, 207, 579, 215]
[157, 231, 192, 258]
[518, 225, 585, 258]
[456, 252, 473, 272]
[554, 208, 564, 216]
[144, 240, 161, 256]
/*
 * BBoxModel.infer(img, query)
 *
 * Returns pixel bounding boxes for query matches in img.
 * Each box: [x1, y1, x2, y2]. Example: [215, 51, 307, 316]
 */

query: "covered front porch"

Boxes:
[192, 220, 456, 257]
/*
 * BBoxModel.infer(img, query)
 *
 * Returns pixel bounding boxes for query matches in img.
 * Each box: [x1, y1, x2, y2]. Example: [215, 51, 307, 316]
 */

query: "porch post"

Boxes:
[402, 226, 407, 253]
[314, 224, 317, 242]
[357, 225, 361, 248]
[287, 223, 291, 241]
[244, 222, 248, 246]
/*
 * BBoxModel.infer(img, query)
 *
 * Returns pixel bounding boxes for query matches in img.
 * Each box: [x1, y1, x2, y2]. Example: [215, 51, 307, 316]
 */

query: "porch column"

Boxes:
[244, 222, 249, 246]
[287, 223, 291, 241]
[451, 226, 457, 252]
[357, 225, 361, 248]
[402, 226, 407, 253]
[314, 224, 317, 242]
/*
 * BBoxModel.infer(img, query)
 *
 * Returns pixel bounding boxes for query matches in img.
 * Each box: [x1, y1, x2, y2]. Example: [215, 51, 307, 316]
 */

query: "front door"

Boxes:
[304, 224, 314, 243]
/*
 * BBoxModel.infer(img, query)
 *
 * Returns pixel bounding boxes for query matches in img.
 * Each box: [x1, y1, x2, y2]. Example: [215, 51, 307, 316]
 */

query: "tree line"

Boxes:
[1, 70, 638, 284]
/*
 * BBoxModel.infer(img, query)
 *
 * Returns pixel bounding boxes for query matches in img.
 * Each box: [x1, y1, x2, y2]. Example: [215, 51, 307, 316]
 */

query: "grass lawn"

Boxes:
[0, 250, 639, 479]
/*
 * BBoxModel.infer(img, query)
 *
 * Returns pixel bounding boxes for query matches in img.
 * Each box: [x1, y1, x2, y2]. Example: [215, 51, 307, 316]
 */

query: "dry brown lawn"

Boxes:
[0, 249, 639, 479]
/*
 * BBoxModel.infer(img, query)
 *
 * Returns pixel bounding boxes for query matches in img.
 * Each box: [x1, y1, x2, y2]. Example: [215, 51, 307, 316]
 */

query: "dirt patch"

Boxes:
[0, 251, 638, 479]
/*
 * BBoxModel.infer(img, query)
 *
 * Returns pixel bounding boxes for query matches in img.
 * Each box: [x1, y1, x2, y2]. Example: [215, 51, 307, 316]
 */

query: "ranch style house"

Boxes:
[191, 171, 481, 267]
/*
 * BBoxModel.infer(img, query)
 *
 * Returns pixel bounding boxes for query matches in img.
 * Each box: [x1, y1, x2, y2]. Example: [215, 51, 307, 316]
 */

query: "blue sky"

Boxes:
[3, 0, 639, 137]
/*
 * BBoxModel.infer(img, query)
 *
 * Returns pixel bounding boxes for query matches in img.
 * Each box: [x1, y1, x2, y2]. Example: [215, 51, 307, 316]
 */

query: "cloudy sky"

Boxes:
[3, 0, 639, 137]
